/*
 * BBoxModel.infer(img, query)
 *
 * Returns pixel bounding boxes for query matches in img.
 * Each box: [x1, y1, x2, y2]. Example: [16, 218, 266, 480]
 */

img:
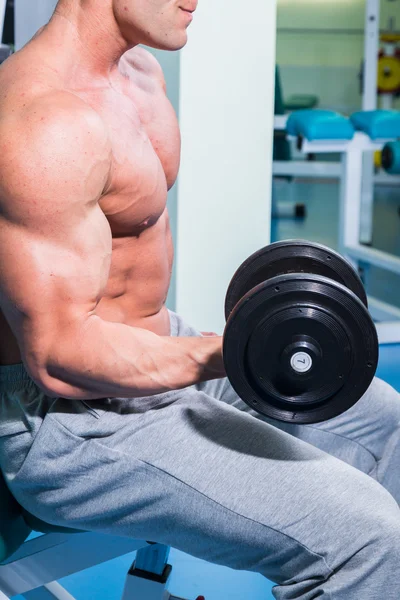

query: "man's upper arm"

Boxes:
[0, 92, 112, 380]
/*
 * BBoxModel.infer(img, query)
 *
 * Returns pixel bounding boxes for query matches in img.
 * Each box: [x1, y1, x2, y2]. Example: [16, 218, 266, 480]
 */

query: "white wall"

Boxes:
[280, 65, 363, 114]
[278, 0, 366, 30]
[147, 49, 180, 312]
[176, 0, 277, 333]
[276, 0, 400, 113]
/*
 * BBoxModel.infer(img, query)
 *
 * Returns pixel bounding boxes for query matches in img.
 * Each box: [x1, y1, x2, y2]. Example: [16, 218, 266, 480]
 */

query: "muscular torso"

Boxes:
[0, 46, 179, 365]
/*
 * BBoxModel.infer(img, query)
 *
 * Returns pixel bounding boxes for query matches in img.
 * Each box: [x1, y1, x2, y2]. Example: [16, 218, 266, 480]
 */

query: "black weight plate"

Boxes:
[225, 240, 368, 319]
[223, 273, 378, 424]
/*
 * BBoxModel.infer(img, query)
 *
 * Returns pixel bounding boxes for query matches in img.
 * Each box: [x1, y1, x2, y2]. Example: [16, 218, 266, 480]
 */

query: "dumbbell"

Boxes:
[382, 141, 400, 176]
[223, 240, 378, 424]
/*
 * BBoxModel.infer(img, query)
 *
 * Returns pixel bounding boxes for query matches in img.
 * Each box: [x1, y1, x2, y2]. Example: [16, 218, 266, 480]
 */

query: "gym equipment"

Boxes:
[275, 107, 400, 332]
[223, 240, 378, 425]
[273, 67, 306, 220]
[0, 471, 202, 599]
[382, 141, 400, 175]
[360, 33, 400, 106]
[284, 95, 319, 112]
[286, 110, 355, 142]
[274, 3, 400, 277]
[284, 109, 400, 143]
[225, 240, 368, 317]
[274, 66, 291, 163]
[378, 53, 400, 94]
[351, 110, 400, 140]
[378, 30, 400, 110]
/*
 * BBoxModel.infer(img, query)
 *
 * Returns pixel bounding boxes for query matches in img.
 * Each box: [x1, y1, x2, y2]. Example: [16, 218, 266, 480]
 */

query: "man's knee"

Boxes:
[338, 480, 400, 564]
[377, 516, 400, 562]
[364, 378, 400, 428]
[271, 480, 400, 597]
[303, 480, 400, 600]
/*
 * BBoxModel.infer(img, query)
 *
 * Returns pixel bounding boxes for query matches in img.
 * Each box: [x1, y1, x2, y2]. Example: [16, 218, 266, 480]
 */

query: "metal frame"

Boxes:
[359, 0, 381, 245]
[0, 533, 191, 600]
[297, 133, 400, 327]
[273, 159, 400, 186]
[273, 0, 385, 214]
[274, 120, 400, 338]
[273, 112, 400, 185]
[0, 532, 145, 598]
[363, 0, 380, 113]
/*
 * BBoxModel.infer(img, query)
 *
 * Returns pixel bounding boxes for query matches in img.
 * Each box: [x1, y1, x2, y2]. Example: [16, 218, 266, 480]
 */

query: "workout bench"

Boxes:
[275, 108, 400, 328]
[0, 472, 202, 600]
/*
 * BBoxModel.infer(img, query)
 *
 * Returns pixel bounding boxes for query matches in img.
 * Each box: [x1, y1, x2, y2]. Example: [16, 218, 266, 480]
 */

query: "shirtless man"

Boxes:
[0, 1, 399, 598]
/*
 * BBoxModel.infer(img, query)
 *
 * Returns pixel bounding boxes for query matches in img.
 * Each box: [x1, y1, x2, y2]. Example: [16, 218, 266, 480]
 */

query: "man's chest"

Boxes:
[102, 78, 180, 190]
[78, 73, 181, 234]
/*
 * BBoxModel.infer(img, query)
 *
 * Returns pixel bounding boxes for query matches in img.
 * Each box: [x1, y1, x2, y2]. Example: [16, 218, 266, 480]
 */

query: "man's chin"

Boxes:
[146, 34, 188, 52]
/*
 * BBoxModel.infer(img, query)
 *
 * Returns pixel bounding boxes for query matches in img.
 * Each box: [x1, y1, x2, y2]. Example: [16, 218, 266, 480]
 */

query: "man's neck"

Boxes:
[36, 0, 136, 82]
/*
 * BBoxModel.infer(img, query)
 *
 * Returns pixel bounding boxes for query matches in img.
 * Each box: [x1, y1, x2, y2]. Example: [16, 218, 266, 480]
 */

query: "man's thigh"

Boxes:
[11, 381, 400, 595]
[213, 374, 400, 497]
[177, 306, 400, 497]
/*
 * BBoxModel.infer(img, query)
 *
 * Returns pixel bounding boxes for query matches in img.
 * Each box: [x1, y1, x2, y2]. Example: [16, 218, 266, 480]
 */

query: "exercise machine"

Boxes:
[277, 109, 400, 337]
[273, 1, 400, 342]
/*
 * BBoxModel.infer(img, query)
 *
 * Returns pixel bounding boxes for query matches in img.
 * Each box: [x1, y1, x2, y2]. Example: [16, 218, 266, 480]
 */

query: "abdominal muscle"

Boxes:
[96, 209, 174, 337]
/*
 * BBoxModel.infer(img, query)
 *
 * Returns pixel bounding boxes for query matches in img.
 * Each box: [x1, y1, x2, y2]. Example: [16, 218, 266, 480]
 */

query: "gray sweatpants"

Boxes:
[0, 310, 399, 599]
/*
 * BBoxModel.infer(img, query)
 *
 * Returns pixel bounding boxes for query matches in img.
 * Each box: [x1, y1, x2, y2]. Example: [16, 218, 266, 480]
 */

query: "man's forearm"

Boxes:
[36, 315, 226, 400]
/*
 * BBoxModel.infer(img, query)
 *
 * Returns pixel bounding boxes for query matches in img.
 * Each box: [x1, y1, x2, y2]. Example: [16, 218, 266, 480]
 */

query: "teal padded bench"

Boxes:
[286, 109, 400, 143]
[350, 110, 400, 140]
[0, 470, 187, 600]
[286, 109, 355, 141]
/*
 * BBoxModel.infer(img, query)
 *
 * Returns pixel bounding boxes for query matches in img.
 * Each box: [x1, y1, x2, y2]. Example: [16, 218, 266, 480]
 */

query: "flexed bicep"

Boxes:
[0, 91, 112, 380]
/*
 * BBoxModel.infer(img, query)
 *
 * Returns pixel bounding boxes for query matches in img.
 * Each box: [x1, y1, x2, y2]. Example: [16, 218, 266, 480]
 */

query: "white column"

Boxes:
[339, 150, 364, 260]
[363, 0, 380, 112]
[176, 0, 277, 333]
[360, 0, 380, 246]
[15, 0, 58, 50]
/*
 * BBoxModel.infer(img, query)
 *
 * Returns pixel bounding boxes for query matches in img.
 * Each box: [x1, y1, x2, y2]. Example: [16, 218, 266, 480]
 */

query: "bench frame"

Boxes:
[0, 532, 190, 600]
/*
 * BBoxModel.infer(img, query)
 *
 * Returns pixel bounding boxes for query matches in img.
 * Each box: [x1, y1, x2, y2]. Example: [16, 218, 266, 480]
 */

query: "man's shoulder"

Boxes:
[0, 84, 109, 203]
[0, 82, 106, 151]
